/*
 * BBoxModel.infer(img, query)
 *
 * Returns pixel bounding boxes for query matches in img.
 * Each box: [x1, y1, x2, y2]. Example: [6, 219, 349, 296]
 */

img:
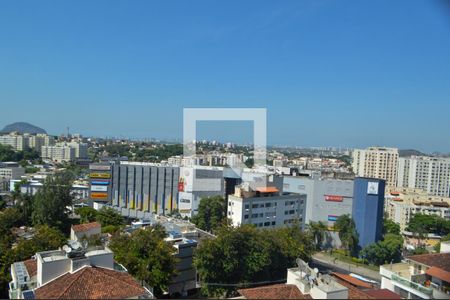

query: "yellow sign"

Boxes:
[91, 192, 108, 199]
[90, 173, 111, 179]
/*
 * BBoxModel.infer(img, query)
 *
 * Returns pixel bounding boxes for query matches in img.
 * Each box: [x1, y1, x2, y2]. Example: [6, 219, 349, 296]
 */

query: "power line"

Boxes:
[198, 278, 286, 287]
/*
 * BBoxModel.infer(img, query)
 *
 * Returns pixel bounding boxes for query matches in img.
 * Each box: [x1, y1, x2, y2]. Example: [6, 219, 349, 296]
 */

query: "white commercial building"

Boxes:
[227, 183, 306, 229]
[352, 147, 399, 186]
[178, 166, 224, 218]
[398, 156, 450, 197]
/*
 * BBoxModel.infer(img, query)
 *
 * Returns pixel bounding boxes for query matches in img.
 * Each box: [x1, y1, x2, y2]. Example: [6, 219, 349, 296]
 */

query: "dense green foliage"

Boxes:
[75, 206, 98, 223]
[194, 225, 314, 298]
[109, 224, 177, 297]
[32, 172, 74, 233]
[134, 144, 183, 162]
[406, 213, 450, 236]
[0, 144, 40, 162]
[0, 209, 66, 298]
[383, 218, 401, 236]
[360, 233, 404, 265]
[96, 206, 125, 227]
[334, 214, 359, 255]
[191, 196, 227, 233]
[75, 206, 124, 233]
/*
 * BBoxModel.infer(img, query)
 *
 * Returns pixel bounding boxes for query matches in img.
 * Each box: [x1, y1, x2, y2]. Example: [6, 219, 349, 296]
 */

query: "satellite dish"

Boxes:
[63, 245, 72, 253]
[313, 268, 319, 275]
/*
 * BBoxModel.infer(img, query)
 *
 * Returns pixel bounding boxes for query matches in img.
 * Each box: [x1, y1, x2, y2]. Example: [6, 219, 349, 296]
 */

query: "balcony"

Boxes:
[391, 274, 433, 296]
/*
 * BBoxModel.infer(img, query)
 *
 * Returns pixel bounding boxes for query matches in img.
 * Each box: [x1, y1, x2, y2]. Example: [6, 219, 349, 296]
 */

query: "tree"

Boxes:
[0, 225, 66, 298]
[191, 196, 227, 233]
[307, 221, 328, 251]
[194, 225, 314, 297]
[109, 224, 177, 297]
[96, 207, 124, 227]
[334, 214, 359, 256]
[0, 195, 5, 210]
[383, 219, 401, 236]
[407, 213, 450, 236]
[11, 225, 67, 261]
[361, 233, 403, 266]
[75, 206, 98, 223]
[32, 171, 74, 233]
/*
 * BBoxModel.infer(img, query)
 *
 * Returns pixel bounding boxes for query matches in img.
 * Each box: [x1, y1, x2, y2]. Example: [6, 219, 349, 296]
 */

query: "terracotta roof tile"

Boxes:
[426, 266, 450, 283]
[331, 277, 374, 299]
[364, 289, 401, 299]
[34, 266, 147, 299]
[72, 222, 101, 233]
[23, 259, 37, 277]
[238, 284, 310, 299]
[407, 253, 450, 272]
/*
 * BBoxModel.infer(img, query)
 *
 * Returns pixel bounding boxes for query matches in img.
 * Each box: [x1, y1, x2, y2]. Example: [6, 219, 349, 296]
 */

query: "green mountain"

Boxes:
[0, 122, 47, 134]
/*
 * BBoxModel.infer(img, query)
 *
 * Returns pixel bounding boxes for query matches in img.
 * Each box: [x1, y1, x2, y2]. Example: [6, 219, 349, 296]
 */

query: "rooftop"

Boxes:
[238, 283, 310, 299]
[72, 222, 101, 233]
[34, 266, 148, 299]
[407, 253, 450, 272]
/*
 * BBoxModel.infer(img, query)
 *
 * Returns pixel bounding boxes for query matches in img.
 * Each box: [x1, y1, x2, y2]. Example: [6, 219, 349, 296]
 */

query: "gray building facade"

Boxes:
[282, 176, 354, 226]
[111, 162, 180, 215]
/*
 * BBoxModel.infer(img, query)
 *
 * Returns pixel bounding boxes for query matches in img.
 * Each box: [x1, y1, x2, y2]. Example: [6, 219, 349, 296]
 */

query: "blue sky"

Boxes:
[0, 1, 449, 152]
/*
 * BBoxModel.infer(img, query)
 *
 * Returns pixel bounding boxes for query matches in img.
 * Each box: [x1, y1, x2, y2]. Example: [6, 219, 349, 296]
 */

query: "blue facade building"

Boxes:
[352, 177, 385, 249]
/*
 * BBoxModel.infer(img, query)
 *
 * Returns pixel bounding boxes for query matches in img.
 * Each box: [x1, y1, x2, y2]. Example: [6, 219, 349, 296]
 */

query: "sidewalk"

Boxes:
[312, 252, 381, 281]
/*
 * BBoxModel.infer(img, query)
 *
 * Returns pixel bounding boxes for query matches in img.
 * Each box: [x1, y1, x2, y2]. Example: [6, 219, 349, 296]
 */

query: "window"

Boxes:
[251, 213, 258, 218]
[265, 203, 272, 208]
[244, 214, 249, 219]
[271, 221, 276, 226]
[180, 199, 191, 203]
[244, 204, 249, 209]
[264, 222, 270, 226]
[252, 204, 258, 209]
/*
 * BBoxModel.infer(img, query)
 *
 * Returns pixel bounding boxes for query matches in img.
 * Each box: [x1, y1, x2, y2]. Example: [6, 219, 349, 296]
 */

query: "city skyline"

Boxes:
[1, 1, 450, 152]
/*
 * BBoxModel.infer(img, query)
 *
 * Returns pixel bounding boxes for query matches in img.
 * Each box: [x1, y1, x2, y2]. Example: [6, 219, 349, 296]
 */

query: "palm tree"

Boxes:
[308, 221, 328, 251]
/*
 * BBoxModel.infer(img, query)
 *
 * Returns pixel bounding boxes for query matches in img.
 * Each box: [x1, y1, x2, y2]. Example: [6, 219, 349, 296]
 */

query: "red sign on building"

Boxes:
[325, 195, 344, 202]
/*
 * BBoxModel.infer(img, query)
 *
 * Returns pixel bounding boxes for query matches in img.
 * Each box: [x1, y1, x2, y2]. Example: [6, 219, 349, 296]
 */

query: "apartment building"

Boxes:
[29, 134, 55, 151]
[380, 253, 450, 299]
[227, 183, 306, 229]
[352, 147, 399, 186]
[41, 145, 76, 162]
[0, 133, 29, 151]
[165, 232, 198, 296]
[68, 141, 88, 159]
[0, 133, 55, 152]
[385, 187, 450, 231]
[398, 156, 450, 197]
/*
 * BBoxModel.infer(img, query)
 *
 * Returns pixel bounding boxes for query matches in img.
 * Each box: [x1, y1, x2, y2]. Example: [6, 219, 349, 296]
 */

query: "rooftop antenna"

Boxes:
[67, 126, 70, 138]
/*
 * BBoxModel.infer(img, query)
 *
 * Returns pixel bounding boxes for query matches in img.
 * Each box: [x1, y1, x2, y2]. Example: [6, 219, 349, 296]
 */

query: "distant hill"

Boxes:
[399, 149, 427, 157]
[0, 122, 47, 134]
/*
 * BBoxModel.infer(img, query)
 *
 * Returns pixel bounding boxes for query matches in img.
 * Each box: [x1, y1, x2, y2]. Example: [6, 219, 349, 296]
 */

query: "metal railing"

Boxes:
[391, 274, 433, 296]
